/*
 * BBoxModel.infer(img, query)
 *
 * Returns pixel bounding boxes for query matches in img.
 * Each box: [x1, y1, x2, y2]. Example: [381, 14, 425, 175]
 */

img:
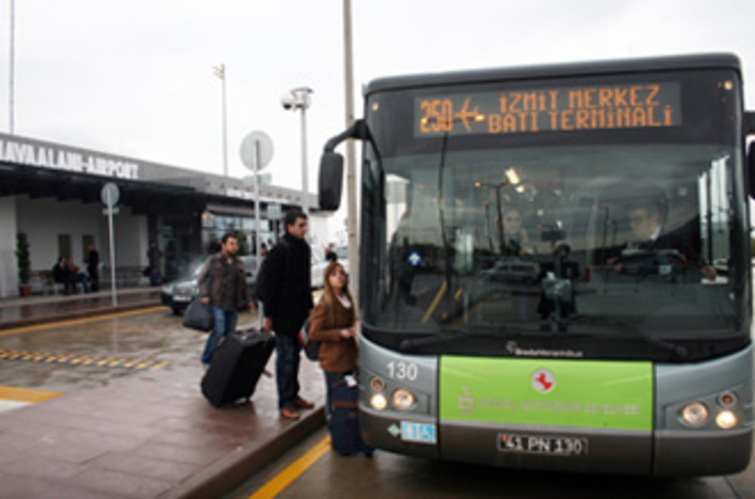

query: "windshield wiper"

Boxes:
[566, 316, 689, 359]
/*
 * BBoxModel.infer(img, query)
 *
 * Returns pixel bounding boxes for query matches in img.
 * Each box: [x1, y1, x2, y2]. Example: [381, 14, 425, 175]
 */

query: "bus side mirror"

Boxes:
[319, 152, 344, 211]
[746, 111, 755, 197]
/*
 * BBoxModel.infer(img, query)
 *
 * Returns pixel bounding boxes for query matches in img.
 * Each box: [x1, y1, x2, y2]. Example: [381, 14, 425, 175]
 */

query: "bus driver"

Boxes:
[615, 194, 716, 280]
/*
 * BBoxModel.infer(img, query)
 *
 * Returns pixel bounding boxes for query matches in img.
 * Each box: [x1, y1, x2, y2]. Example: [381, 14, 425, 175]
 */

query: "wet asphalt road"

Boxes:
[231, 428, 754, 499]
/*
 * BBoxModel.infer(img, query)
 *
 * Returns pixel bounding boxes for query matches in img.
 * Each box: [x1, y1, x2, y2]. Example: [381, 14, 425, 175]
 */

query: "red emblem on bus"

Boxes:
[532, 369, 555, 393]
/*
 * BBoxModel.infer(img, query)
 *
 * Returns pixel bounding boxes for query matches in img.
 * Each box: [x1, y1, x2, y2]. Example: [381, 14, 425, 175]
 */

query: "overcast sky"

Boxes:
[1, 0, 754, 197]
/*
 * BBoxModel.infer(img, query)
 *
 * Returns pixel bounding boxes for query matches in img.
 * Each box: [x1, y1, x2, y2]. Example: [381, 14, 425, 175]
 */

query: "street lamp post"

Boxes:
[476, 180, 510, 251]
[212, 64, 228, 177]
[343, 0, 359, 302]
[9, 0, 15, 134]
[282, 87, 313, 215]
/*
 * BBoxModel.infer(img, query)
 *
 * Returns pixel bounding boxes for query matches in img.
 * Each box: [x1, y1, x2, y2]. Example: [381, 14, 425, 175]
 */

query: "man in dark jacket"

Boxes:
[259, 210, 315, 420]
[198, 232, 254, 365]
[147, 241, 163, 286]
[86, 243, 100, 292]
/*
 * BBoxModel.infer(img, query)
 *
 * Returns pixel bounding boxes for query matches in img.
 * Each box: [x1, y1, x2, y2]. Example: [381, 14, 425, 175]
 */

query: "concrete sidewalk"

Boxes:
[0, 287, 164, 330]
[0, 289, 327, 498]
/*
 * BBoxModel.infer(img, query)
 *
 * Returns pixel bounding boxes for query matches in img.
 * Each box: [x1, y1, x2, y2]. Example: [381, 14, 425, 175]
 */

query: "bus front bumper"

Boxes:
[360, 408, 752, 476]
[654, 428, 752, 476]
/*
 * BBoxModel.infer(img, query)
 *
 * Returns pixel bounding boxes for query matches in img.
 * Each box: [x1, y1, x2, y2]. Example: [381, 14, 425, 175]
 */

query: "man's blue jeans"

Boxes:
[275, 334, 301, 409]
[201, 307, 238, 365]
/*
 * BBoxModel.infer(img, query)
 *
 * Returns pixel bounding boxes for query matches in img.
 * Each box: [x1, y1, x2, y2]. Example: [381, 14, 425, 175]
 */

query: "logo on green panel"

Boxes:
[440, 357, 653, 430]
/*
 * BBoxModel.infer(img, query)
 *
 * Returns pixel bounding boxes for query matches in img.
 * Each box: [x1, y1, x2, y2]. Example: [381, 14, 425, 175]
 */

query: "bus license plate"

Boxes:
[498, 433, 588, 456]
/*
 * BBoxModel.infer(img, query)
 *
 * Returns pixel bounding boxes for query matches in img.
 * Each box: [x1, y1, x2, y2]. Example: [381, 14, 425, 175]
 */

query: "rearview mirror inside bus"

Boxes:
[319, 152, 344, 211]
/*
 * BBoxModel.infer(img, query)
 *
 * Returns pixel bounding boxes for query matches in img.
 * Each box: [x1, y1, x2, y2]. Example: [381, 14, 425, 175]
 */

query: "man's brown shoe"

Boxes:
[293, 397, 314, 409]
[280, 407, 300, 420]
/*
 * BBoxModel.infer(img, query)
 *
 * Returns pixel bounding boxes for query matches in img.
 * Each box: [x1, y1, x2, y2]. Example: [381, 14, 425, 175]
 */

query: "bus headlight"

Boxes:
[370, 392, 388, 411]
[680, 402, 709, 427]
[716, 410, 738, 429]
[392, 388, 416, 411]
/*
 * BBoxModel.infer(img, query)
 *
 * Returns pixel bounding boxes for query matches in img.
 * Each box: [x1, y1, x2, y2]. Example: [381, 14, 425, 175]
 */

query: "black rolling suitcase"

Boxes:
[328, 378, 374, 455]
[201, 329, 275, 408]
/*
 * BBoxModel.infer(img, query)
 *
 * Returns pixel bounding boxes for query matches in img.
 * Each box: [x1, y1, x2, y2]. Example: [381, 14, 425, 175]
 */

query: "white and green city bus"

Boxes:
[318, 54, 754, 475]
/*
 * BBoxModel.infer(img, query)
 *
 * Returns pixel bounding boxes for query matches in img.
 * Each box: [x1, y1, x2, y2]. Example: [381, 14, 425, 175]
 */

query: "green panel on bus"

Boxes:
[439, 357, 653, 430]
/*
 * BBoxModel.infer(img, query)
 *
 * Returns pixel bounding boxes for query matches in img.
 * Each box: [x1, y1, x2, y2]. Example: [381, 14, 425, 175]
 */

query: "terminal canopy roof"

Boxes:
[0, 161, 206, 216]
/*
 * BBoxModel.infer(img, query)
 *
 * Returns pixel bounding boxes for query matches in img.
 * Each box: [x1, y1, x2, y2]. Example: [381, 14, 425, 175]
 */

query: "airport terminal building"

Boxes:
[0, 132, 326, 298]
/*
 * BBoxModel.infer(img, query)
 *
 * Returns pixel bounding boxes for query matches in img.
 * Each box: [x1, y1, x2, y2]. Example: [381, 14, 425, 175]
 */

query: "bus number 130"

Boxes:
[387, 361, 419, 381]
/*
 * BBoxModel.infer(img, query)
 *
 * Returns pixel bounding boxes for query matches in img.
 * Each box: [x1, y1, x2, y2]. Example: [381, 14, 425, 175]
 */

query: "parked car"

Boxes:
[614, 248, 685, 279]
[480, 258, 540, 285]
[161, 256, 257, 315]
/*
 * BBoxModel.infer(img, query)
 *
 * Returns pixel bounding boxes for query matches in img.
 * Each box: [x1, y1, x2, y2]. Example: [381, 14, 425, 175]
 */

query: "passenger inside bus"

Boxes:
[502, 207, 535, 256]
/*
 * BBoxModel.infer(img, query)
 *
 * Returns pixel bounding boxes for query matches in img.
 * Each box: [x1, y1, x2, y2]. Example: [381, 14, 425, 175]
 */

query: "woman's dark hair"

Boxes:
[321, 261, 355, 325]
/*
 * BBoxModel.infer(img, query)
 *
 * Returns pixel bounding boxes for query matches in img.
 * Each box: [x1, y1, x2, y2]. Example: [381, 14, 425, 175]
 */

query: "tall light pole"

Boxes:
[475, 180, 510, 251]
[212, 64, 228, 177]
[282, 87, 313, 215]
[9, 0, 15, 134]
[343, 0, 358, 301]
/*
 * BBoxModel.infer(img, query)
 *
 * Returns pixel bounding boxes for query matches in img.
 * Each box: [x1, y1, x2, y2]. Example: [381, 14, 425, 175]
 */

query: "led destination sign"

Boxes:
[416, 82, 681, 137]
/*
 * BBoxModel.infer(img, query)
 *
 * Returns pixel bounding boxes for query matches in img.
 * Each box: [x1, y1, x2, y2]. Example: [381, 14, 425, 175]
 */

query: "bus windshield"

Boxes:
[360, 69, 749, 361]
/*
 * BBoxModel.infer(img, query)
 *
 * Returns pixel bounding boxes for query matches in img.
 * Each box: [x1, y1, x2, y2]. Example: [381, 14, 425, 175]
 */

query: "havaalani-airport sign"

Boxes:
[0, 136, 139, 180]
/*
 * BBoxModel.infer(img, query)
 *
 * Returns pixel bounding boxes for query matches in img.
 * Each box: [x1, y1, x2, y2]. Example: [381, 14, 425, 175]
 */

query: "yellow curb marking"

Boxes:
[0, 385, 63, 403]
[0, 306, 169, 337]
[0, 307, 171, 371]
[248, 436, 331, 499]
[0, 348, 170, 371]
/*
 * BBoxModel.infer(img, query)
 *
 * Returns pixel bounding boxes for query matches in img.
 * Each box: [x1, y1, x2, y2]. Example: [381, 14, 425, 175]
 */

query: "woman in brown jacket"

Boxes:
[308, 261, 358, 408]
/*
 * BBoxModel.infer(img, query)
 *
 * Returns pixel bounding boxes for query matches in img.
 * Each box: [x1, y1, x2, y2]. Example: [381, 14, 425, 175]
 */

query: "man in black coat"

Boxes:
[259, 209, 315, 420]
[147, 241, 163, 286]
[86, 243, 100, 292]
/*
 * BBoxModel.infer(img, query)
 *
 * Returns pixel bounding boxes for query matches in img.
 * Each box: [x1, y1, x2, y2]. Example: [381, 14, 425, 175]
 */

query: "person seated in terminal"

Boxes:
[66, 258, 91, 293]
[52, 257, 76, 295]
[612, 196, 716, 280]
